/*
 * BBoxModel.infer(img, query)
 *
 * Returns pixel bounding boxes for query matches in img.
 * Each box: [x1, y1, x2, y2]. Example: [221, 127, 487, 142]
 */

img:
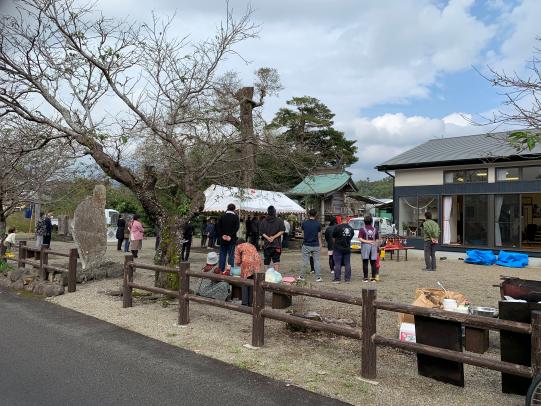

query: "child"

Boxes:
[3, 227, 16, 250]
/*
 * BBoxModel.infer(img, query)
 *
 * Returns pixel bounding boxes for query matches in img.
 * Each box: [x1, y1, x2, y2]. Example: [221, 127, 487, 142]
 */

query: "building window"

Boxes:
[398, 195, 438, 238]
[464, 195, 488, 246]
[496, 167, 520, 181]
[444, 169, 488, 184]
[522, 166, 541, 181]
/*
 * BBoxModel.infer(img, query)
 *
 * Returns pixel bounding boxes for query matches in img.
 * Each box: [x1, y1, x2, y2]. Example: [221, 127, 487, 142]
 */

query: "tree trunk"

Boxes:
[236, 87, 257, 188]
[0, 212, 6, 239]
[153, 214, 184, 289]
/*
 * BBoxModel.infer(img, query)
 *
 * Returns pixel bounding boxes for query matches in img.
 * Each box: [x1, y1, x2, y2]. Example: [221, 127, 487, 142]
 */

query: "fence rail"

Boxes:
[121, 256, 541, 389]
[122, 255, 365, 360]
[366, 291, 541, 382]
[2, 241, 78, 292]
[374, 299, 531, 334]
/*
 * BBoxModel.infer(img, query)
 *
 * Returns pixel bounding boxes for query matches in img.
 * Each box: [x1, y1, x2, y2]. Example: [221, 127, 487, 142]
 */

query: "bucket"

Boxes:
[443, 298, 458, 311]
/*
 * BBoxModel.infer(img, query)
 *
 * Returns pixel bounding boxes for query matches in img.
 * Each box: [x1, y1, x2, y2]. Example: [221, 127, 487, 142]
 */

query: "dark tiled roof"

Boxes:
[376, 130, 541, 170]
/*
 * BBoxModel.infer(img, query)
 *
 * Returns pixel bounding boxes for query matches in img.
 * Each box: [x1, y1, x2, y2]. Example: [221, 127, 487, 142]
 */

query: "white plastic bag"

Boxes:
[265, 268, 283, 283]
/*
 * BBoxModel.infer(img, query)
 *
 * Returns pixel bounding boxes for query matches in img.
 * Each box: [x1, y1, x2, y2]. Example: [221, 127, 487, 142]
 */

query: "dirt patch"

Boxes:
[48, 239, 536, 405]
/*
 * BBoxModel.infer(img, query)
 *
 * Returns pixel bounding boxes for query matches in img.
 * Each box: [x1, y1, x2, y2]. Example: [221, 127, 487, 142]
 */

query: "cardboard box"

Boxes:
[398, 288, 468, 324]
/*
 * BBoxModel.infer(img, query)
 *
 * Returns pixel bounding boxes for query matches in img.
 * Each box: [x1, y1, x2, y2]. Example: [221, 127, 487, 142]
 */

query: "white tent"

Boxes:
[203, 185, 305, 214]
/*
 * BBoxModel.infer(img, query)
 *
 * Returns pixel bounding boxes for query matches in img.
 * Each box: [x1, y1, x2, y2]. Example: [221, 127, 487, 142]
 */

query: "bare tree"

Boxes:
[0, 0, 261, 279]
[478, 40, 541, 149]
[0, 119, 74, 237]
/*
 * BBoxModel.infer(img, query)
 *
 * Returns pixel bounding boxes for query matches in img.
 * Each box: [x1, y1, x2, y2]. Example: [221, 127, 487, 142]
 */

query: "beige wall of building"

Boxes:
[395, 168, 443, 187]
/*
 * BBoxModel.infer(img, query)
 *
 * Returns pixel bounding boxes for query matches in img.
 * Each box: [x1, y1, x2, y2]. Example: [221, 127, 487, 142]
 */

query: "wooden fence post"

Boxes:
[361, 287, 377, 380]
[39, 244, 49, 281]
[252, 272, 266, 347]
[123, 254, 134, 308]
[532, 311, 541, 376]
[18, 241, 26, 268]
[178, 262, 190, 325]
[67, 248, 78, 293]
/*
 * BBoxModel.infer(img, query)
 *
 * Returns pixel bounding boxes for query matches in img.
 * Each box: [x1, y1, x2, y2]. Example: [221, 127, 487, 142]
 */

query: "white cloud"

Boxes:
[92, 0, 496, 119]
[487, 0, 541, 73]
[80, 0, 538, 182]
[338, 112, 488, 179]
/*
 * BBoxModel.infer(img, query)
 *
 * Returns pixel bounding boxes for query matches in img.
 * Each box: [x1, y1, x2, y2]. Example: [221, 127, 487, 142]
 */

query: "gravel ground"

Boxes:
[46, 238, 539, 406]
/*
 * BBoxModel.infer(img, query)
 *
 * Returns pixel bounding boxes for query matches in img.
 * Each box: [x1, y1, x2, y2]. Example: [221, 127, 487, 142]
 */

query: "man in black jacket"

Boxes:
[43, 212, 53, 247]
[217, 203, 240, 271]
[181, 220, 194, 261]
[259, 206, 285, 272]
[332, 221, 354, 283]
[250, 217, 260, 250]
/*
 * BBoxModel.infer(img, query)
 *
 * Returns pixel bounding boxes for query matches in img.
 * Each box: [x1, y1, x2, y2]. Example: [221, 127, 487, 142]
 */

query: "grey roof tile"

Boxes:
[376, 130, 541, 170]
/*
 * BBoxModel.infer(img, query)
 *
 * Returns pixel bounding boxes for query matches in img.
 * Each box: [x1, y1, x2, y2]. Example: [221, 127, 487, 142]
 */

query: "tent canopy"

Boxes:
[203, 185, 305, 214]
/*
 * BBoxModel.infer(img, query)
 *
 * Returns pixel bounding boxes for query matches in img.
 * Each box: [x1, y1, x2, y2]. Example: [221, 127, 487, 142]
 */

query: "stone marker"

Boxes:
[57, 215, 69, 236]
[71, 185, 107, 270]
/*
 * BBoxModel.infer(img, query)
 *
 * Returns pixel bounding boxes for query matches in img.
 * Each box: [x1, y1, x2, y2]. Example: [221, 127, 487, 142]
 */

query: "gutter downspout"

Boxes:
[385, 170, 396, 227]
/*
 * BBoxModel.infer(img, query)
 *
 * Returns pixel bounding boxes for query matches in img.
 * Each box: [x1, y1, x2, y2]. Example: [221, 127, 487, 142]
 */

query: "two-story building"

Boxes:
[376, 131, 541, 253]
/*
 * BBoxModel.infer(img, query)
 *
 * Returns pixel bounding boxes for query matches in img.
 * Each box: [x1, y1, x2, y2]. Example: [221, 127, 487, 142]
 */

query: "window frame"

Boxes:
[444, 168, 488, 184]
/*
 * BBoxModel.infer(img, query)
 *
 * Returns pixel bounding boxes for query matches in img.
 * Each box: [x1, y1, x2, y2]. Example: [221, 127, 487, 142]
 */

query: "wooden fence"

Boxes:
[3, 241, 78, 292]
[365, 290, 540, 381]
[122, 256, 541, 386]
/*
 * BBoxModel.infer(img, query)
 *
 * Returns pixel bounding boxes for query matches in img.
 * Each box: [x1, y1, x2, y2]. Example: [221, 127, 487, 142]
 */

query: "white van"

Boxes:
[348, 217, 395, 251]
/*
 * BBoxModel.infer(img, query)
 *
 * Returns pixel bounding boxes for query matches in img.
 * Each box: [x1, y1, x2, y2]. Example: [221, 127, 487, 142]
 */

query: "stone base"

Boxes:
[77, 260, 125, 283]
[0, 267, 64, 297]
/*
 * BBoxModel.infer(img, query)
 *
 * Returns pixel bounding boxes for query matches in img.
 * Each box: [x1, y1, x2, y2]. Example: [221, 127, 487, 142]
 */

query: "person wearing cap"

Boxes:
[196, 252, 231, 301]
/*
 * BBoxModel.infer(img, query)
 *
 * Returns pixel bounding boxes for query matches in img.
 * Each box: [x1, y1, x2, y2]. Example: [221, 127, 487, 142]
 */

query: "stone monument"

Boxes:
[71, 185, 107, 270]
[57, 215, 69, 236]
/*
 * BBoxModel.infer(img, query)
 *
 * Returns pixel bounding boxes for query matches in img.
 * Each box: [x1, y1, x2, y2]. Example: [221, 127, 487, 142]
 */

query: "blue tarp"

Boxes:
[464, 249, 529, 268]
[464, 249, 497, 265]
[495, 250, 529, 268]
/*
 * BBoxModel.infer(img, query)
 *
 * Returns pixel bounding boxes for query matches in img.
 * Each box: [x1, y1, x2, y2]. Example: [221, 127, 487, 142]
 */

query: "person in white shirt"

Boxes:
[3, 227, 16, 250]
[282, 218, 291, 249]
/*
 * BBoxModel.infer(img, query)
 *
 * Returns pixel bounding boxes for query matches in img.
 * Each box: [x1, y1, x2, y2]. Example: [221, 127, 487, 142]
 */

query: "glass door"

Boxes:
[495, 194, 520, 248]
[464, 195, 489, 246]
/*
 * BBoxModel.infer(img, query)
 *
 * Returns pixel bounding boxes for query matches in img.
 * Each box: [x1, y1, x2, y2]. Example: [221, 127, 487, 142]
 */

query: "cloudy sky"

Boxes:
[50, 0, 541, 179]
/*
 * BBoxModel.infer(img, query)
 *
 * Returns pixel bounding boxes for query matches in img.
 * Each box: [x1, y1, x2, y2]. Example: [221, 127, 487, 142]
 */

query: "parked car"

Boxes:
[348, 217, 395, 251]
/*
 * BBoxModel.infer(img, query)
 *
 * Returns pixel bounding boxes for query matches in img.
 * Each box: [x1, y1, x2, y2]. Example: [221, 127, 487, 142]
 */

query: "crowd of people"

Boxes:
[190, 203, 441, 308]
[2, 204, 440, 295]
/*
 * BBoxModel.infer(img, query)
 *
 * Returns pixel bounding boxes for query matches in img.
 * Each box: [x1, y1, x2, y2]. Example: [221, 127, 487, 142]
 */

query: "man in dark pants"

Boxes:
[332, 220, 354, 283]
[116, 215, 126, 251]
[249, 216, 260, 250]
[43, 212, 53, 247]
[200, 217, 208, 248]
[217, 204, 240, 271]
[422, 211, 440, 271]
[259, 206, 285, 271]
[181, 220, 194, 262]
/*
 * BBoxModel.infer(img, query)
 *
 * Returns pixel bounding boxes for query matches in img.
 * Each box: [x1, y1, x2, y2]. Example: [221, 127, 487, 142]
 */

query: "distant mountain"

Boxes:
[355, 176, 393, 198]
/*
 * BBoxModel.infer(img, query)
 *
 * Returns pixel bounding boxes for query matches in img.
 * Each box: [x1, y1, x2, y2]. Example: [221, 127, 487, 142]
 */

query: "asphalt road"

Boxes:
[0, 288, 349, 406]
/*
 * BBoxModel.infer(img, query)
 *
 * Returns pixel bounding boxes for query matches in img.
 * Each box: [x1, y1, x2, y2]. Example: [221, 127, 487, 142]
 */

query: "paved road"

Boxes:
[0, 288, 349, 406]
